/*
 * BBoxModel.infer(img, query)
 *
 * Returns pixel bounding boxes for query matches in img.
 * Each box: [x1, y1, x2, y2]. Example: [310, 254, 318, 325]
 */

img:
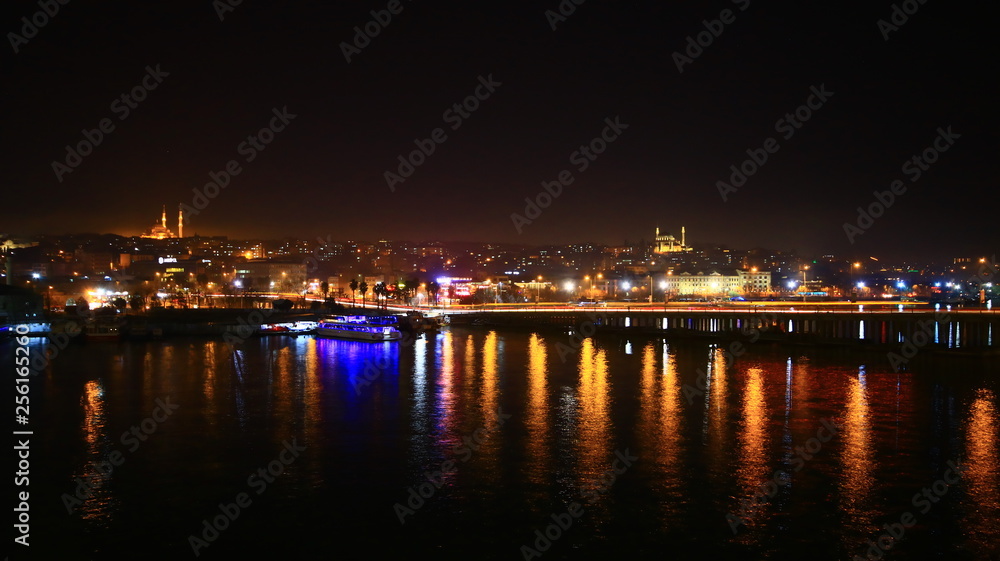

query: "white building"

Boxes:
[663, 269, 771, 296]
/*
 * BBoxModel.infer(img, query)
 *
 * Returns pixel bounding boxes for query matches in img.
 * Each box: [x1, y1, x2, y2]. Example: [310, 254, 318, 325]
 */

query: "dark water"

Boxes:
[7, 328, 1000, 560]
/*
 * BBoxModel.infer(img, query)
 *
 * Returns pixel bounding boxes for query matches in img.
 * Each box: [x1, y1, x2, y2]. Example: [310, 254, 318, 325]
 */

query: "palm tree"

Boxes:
[358, 281, 369, 307]
[349, 278, 358, 307]
[426, 281, 440, 305]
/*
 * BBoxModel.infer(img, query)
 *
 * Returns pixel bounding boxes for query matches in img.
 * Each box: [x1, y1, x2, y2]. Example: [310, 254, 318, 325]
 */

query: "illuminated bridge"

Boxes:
[442, 305, 999, 353]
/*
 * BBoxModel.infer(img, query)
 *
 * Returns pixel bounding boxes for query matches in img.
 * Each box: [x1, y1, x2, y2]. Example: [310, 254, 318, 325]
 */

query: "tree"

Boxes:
[426, 281, 440, 305]
[358, 281, 369, 307]
[349, 278, 358, 307]
[473, 288, 496, 305]
[404, 278, 420, 304]
[320, 280, 329, 301]
[112, 297, 127, 314]
[373, 282, 386, 309]
[76, 296, 90, 317]
[129, 295, 144, 313]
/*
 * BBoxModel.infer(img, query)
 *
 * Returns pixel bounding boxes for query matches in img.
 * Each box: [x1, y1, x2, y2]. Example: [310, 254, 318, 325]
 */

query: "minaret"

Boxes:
[681, 226, 686, 249]
[161, 205, 167, 228]
[178, 205, 183, 239]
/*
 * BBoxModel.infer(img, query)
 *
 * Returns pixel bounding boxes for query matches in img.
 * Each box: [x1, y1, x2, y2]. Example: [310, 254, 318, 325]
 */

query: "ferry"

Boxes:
[315, 315, 402, 341]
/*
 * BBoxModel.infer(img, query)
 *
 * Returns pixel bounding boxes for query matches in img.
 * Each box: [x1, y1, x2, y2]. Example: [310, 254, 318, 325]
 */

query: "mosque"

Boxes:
[653, 226, 691, 254]
[141, 205, 184, 239]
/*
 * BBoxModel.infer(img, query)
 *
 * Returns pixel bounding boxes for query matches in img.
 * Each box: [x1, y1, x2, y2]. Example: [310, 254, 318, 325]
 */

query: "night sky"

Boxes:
[2, 1, 996, 260]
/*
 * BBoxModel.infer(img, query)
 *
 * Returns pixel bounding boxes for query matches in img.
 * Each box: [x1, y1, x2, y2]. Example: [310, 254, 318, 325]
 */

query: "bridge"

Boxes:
[431, 302, 999, 353]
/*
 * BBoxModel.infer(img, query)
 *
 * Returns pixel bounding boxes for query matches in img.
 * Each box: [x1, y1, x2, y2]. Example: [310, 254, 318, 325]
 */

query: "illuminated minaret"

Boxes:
[161, 205, 167, 229]
[681, 226, 686, 248]
[178, 205, 183, 239]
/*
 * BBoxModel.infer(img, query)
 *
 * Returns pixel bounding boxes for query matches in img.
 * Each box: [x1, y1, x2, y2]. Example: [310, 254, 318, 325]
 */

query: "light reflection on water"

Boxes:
[734, 366, 769, 532]
[962, 389, 999, 558]
[525, 333, 550, 494]
[18, 329, 1000, 559]
[76, 379, 114, 522]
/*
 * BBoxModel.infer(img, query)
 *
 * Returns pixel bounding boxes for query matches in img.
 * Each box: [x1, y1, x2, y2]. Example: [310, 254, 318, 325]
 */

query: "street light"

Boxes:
[563, 280, 575, 295]
[801, 265, 809, 302]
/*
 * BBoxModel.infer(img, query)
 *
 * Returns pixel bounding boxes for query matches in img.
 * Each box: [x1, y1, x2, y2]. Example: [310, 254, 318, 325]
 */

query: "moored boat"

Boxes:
[315, 315, 402, 341]
[84, 320, 123, 342]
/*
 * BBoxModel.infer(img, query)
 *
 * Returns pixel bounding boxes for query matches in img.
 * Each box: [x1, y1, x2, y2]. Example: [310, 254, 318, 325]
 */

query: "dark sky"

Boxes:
[2, 1, 996, 261]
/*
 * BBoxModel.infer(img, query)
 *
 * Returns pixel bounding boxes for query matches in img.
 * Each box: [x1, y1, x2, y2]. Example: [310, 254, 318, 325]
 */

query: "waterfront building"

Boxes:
[233, 260, 307, 292]
[663, 268, 772, 296]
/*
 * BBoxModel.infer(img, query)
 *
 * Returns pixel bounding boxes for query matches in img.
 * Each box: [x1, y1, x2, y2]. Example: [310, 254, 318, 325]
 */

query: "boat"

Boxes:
[315, 315, 402, 341]
[403, 311, 444, 334]
[259, 321, 317, 336]
[84, 320, 123, 342]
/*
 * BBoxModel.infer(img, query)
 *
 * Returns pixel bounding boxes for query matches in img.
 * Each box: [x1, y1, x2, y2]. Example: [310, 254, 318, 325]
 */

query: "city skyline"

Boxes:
[4, 4, 998, 560]
[2, 2, 996, 262]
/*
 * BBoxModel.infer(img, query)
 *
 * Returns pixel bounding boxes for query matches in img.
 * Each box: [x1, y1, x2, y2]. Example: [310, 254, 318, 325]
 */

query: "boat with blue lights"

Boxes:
[315, 315, 402, 341]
